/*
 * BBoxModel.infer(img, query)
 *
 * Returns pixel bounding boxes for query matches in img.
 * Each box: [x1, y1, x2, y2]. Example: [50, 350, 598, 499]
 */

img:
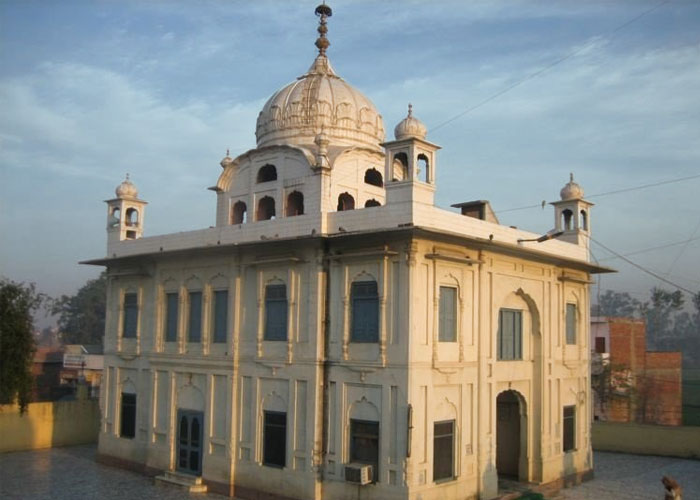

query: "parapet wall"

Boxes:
[0, 399, 100, 452]
[592, 421, 700, 459]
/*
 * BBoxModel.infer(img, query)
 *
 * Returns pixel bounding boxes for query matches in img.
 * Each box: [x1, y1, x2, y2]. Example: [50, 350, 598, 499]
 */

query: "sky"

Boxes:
[1, 0, 699, 325]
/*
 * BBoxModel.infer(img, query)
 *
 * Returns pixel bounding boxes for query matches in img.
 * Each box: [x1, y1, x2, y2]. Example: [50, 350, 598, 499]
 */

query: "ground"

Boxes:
[1, 445, 698, 499]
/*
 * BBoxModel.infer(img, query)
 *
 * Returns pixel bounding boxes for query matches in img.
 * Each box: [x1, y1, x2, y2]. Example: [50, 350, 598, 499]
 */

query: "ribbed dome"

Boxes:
[394, 104, 427, 140]
[255, 54, 385, 150]
[115, 174, 138, 199]
[560, 173, 584, 200]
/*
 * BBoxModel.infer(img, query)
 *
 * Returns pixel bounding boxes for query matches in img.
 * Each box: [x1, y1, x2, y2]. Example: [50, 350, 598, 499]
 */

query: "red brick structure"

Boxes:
[591, 317, 683, 426]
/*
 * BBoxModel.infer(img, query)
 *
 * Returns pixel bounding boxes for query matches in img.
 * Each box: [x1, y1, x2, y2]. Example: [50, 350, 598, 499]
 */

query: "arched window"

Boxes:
[364, 168, 383, 187]
[562, 209, 573, 231]
[110, 207, 121, 227]
[257, 164, 277, 183]
[580, 210, 588, 231]
[393, 153, 408, 181]
[125, 208, 139, 227]
[286, 191, 304, 216]
[417, 154, 430, 183]
[364, 199, 381, 208]
[351, 280, 379, 343]
[264, 283, 288, 341]
[337, 192, 355, 211]
[232, 201, 247, 224]
[257, 196, 276, 221]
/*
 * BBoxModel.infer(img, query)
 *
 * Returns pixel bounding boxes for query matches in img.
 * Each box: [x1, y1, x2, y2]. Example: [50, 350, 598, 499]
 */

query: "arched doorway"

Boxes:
[496, 390, 526, 480]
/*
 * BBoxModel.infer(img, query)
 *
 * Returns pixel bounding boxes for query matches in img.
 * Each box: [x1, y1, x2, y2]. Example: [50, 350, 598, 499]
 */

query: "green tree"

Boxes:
[0, 279, 46, 412]
[53, 272, 107, 346]
[592, 290, 642, 318]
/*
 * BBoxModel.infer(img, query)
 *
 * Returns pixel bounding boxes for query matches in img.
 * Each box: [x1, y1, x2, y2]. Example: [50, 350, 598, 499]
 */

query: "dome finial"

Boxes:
[570, 172, 574, 182]
[408, 103, 413, 117]
[314, 2, 332, 56]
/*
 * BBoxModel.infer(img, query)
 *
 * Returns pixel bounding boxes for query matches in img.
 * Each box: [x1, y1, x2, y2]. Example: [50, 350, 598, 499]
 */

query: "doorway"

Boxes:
[496, 390, 525, 480]
[177, 409, 203, 475]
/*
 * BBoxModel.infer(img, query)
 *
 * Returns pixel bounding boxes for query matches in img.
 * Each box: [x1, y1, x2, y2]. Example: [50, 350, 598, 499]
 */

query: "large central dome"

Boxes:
[255, 5, 385, 151]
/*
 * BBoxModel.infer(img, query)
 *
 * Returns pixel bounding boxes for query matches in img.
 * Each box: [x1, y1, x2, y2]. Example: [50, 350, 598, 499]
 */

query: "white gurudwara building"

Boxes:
[87, 4, 612, 499]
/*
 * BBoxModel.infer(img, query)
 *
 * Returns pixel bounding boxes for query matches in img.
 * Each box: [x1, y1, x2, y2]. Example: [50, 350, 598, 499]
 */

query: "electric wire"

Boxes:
[429, 0, 670, 133]
[597, 235, 700, 262]
[496, 173, 700, 214]
[590, 237, 695, 294]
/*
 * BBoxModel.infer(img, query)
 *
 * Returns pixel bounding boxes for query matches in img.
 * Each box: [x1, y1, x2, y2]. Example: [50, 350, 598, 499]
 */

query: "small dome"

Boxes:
[394, 104, 427, 140]
[560, 173, 584, 200]
[220, 149, 233, 168]
[115, 174, 138, 199]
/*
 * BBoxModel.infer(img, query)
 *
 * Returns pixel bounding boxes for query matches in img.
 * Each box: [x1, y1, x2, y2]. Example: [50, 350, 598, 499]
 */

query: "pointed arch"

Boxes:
[337, 192, 355, 211]
[232, 200, 247, 224]
[257, 164, 277, 183]
[285, 190, 304, 216]
[364, 168, 383, 187]
[257, 196, 276, 220]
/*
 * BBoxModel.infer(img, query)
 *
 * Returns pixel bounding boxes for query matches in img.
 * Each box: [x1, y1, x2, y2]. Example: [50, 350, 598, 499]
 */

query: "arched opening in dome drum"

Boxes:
[257, 196, 276, 221]
[562, 209, 573, 231]
[417, 154, 430, 183]
[125, 208, 139, 227]
[392, 153, 408, 181]
[257, 164, 277, 183]
[286, 191, 304, 217]
[580, 209, 588, 231]
[337, 193, 355, 211]
[364, 199, 381, 208]
[364, 168, 383, 187]
[231, 201, 247, 224]
[110, 207, 121, 227]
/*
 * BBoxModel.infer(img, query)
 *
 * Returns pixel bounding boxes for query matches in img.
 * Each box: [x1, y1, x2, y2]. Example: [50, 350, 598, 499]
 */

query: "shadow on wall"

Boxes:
[0, 387, 100, 452]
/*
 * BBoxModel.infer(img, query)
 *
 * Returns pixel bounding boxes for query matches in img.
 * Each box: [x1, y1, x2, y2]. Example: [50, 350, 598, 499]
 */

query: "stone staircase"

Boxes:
[155, 470, 208, 493]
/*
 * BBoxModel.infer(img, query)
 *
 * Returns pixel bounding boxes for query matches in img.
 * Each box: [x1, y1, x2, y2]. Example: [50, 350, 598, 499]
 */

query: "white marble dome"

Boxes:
[394, 104, 427, 140]
[115, 175, 138, 199]
[255, 54, 385, 150]
[560, 173, 584, 200]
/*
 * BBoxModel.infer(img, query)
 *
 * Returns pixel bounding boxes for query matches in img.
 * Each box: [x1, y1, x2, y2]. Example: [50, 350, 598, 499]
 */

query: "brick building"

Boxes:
[590, 317, 682, 426]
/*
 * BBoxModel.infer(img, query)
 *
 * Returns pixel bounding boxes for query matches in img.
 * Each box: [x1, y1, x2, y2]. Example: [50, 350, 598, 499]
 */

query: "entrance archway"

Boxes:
[496, 390, 527, 480]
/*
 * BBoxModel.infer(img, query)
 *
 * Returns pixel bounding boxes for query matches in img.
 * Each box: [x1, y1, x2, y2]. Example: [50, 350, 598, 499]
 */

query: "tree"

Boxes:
[592, 290, 642, 318]
[0, 279, 46, 412]
[52, 272, 107, 347]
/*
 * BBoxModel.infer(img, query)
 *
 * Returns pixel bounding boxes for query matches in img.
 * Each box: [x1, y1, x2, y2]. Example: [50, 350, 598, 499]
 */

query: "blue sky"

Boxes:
[1, 0, 699, 319]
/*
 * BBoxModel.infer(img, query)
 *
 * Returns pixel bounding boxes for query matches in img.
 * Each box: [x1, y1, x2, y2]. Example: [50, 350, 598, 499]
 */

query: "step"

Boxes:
[155, 471, 207, 493]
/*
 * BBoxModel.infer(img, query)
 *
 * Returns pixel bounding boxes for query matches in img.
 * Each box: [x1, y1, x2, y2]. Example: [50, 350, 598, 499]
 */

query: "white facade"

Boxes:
[89, 5, 611, 499]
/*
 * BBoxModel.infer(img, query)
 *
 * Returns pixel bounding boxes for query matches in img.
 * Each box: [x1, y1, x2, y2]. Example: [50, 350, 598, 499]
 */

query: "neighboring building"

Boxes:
[62, 344, 104, 398]
[86, 5, 612, 499]
[590, 317, 682, 426]
[32, 347, 65, 401]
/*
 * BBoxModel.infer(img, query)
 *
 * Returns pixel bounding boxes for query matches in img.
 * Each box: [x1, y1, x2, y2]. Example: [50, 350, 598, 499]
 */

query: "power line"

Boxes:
[590, 237, 695, 294]
[497, 173, 700, 214]
[429, 0, 670, 133]
[665, 216, 700, 276]
[597, 236, 700, 262]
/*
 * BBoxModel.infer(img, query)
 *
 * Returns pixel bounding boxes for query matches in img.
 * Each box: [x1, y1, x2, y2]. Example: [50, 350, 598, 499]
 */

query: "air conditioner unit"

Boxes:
[344, 463, 373, 485]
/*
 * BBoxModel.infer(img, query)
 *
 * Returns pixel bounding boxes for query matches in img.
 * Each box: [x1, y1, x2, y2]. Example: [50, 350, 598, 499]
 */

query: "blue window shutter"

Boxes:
[213, 290, 228, 343]
[265, 285, 288, 341]
[439, 287, 456, 342]
[165, 292, 178, 342]
[566, 304, 577, 345]
[351, 281, 379, 342]
[123, 293, 138, 338]
[188, 292, 202, 343]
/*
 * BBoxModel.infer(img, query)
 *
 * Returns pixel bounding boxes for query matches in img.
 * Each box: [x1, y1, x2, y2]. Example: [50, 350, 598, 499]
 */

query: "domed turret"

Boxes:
[115, 174, 138, 199]
[560, 173, 584, 200]
[255, 4, 385, 150]
[394, 104, 427, 140]
[220, 149, 233, 169]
